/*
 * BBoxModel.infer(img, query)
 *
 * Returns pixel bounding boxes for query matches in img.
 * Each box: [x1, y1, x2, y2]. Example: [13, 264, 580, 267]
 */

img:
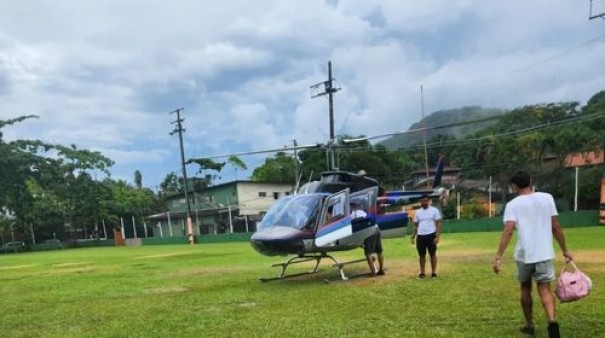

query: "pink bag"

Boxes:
[555, 261, 592, 303]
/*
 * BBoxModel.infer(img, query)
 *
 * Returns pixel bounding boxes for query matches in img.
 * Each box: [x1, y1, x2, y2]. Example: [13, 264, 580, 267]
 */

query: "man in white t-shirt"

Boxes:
[493, 170, 573, 338]
[410, 194, 442, 279]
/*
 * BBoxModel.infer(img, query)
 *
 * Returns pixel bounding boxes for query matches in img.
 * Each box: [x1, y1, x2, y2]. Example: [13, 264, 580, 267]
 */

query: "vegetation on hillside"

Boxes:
[2, 91, 604, 243]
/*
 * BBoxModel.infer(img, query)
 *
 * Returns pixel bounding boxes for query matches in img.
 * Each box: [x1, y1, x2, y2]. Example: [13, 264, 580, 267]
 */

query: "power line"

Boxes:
[425, 31, 605, 92]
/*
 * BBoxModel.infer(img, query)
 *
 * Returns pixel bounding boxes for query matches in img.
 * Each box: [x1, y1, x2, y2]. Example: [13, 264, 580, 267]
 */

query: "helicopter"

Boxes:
[188, 144, 447, 281]
[247, 164, 446, 282]
[187, 62, 452, 281]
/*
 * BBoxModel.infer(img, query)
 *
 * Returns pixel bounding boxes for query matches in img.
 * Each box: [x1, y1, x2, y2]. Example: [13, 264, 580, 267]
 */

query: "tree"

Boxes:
[251, 152, 297, 184]
[298, 149, 328, 182]
[160, 172, 181, 196]
[190, 158, 226, 186]
[227, 156, 247, 179]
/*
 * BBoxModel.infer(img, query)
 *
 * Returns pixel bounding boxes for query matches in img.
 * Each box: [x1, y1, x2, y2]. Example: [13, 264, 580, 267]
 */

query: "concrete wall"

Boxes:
[236, 182, 292, 216]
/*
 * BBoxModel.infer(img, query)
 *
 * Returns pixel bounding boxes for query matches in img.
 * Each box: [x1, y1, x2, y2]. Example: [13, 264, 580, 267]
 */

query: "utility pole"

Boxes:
[311, 61, 341, 170]
[170, 108, 195, 244]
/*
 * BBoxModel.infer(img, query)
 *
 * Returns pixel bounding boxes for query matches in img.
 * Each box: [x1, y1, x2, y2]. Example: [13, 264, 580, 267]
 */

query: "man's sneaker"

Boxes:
[417, 273, 426, 279]
[548, 321, 560, 338]
[431, 273, 438, 279]
[519, 326, 535, 335]
[376, 270, 385, 276]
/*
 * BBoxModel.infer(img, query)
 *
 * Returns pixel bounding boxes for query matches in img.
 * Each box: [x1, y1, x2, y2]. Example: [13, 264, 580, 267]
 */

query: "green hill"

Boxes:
[378, 106, 505, 149]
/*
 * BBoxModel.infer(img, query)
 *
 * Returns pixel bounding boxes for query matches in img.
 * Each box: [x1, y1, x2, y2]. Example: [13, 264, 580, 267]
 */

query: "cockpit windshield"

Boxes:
[257, 194, 325, 231]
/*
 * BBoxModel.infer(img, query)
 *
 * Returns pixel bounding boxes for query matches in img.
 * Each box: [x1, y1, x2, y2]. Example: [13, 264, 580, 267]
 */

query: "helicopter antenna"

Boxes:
[310, 61, 341, 170]
[294, 173, 303, 195]
[303, 170, 315, 194]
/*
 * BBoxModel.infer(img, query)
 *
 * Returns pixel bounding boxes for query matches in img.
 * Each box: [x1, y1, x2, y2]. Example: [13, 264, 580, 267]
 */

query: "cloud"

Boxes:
[1, 0, 604, 187]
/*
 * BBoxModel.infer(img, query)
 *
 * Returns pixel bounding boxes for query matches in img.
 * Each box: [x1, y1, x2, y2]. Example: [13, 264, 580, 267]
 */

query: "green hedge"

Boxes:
[29, 211, 602, 250]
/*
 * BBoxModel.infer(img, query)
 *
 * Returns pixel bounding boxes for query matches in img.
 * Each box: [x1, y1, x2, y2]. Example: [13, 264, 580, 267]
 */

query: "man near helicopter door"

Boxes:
[351, 200, 385, 276]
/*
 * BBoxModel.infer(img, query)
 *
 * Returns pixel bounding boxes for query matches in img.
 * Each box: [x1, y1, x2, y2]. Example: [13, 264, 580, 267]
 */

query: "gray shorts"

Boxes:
[516, 260, 555, 283]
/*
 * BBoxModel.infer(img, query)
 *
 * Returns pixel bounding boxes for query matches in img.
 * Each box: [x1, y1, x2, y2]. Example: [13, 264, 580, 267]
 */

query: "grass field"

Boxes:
[1, 227, 604, 338]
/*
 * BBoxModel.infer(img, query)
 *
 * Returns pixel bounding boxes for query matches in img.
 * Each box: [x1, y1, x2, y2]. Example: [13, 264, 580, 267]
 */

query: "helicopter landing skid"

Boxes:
[259, 253, 373, 283]
[322, 256, 377, 284]
[259, 254, 330, 282]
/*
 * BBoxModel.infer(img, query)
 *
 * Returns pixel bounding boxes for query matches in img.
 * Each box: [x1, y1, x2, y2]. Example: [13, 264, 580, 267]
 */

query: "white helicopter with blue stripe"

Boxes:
[250, 167, 445, 282]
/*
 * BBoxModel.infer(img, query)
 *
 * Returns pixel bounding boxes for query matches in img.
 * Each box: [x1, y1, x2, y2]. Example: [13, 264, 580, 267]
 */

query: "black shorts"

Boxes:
[363, 231, 383, 255]
[416, 233, 437, 257]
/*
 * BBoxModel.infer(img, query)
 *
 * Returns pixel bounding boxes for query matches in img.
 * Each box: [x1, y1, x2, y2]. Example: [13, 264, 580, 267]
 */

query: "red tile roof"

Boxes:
[564, 151, 604, 167]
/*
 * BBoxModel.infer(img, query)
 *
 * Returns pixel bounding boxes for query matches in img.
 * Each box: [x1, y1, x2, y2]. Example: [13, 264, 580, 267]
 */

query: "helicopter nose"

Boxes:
[250, 237, 306, 256]
[250, 226, 308, 256]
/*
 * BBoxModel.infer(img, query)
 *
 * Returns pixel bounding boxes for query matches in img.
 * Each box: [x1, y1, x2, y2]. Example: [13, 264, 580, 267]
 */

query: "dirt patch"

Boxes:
[574, 250, 605, 263]
[238, 302, 257, 308]
[47, 267, 95, 275]
[144, 286, 190, 294]
[169, 266, 240, 277]
[0, 264, 36, 270]
[136, 252, 191, 259]
[52, 262, 92, 267]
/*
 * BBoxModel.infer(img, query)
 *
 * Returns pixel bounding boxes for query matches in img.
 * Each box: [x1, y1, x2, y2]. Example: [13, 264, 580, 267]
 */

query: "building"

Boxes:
[146, 181, 293, 238]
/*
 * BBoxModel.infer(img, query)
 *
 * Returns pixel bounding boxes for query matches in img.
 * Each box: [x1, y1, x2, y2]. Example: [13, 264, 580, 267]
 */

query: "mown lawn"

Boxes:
[1, 227, 604, 338]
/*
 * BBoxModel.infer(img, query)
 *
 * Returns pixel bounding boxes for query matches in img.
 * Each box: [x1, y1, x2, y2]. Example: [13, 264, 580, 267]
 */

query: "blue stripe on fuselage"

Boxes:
[376, 212, 409, 230]
[316, 217, 352, 237]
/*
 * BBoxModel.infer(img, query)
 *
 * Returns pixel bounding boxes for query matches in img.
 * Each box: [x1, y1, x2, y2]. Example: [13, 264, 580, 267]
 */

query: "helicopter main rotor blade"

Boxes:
[342, 127, 426, 144]
[187, 143, 323, 162]
[342, 115, 504, 144]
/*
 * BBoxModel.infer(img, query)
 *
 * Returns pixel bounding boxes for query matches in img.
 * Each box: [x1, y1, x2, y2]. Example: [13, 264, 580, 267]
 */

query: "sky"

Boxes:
[1, 0, 604, 190]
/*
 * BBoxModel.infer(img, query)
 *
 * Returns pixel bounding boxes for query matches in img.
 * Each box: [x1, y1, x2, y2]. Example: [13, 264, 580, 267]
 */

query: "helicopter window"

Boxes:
[324, 194, 346, 223]
[257, 195, 324, 230]
[298, 181, 322, 194]
[350, 194, 369, 212]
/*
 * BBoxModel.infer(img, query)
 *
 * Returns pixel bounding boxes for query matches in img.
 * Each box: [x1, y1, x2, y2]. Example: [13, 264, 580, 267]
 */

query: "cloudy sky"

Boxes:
[1, 0, 604, 189]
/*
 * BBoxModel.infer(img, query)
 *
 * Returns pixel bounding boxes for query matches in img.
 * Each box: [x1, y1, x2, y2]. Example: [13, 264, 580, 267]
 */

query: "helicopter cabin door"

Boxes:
[348, 186, 379, 235]
[315, 189, 350, 247]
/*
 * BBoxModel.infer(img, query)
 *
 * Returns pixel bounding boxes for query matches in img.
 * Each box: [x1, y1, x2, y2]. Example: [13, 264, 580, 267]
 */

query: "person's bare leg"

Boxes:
[366, 255, 376, 274]
[430, 254, 437, 275]
[419, 255, 426, 275]
[520, 281, 534, 329]
[537, 282, 556, 322]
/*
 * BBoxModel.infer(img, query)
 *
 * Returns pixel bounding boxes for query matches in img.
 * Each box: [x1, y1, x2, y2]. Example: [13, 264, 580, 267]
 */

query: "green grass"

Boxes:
[1, 227, 604, 338]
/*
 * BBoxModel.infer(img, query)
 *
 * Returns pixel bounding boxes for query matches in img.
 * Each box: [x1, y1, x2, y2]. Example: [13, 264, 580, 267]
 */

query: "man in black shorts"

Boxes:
[351, 200, 385, 276]
[364, 228, 385, 276]
[410, 195, 442, 279]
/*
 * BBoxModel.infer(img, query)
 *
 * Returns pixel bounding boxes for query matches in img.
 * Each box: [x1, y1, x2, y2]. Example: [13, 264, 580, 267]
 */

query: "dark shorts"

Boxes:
[364, 231, 383, 256]
[416, 233, 437, 257]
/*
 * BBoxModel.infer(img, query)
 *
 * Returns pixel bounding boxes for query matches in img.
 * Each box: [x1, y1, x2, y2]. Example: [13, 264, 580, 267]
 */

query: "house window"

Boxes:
[273, 192, 279, 199]
[258, 192, 267, 197]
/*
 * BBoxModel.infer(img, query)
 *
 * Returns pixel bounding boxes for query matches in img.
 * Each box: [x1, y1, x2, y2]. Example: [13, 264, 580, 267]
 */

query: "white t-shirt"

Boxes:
[414, 206, 442, 235]
[351, 209, 367, 219]
[503, 192, 558, 264]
